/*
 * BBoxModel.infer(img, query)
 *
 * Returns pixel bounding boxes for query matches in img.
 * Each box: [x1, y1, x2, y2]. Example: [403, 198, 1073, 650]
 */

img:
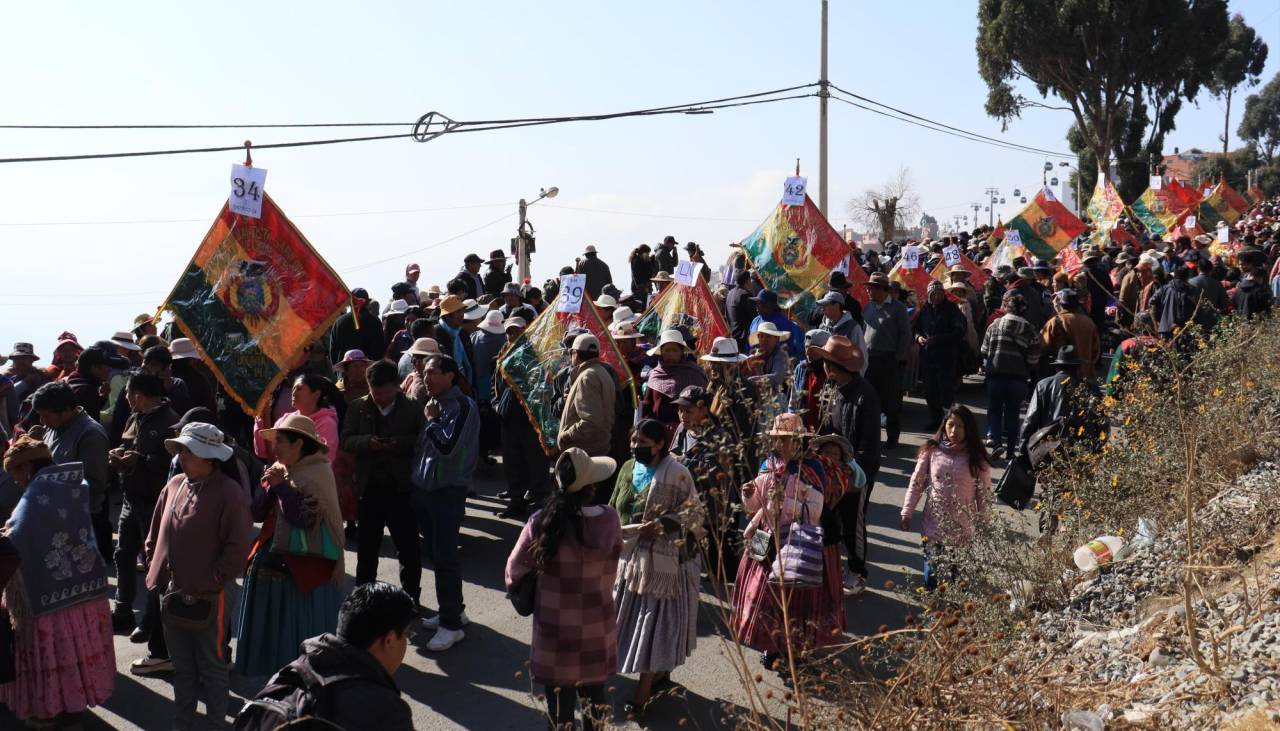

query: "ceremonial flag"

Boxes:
[1110, 223, 1140, 249]
[164, 194, 349, 414]
[1195, 183, 1230, 228]
[1084, 175, 1126, 249]
[1003, 188, 1087, 261]
[842, 259, 871, 306]
[1168, 178, 1202, 212]
[983, 237, 1024, 273]
[637, 276, 730, 355]
[1058, 245, 1084, 276]
[1217, 179, 1250, 222]
[496, 295, 633, 455]
[888, 260, 936, 306]
[739, 192, 854, 322]
[1129, 186, 1182, 237]
[1248, 184, 1265, 205]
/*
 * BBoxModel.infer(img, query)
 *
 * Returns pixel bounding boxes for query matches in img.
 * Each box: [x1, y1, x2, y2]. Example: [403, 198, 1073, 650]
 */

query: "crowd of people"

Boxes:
[0, 194, 1277, 729]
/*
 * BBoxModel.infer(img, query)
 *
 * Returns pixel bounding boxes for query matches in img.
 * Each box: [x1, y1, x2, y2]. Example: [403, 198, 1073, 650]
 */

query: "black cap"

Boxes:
[752, 289, 779, 306]
[173, 406, 217, 434]
[464, 253, 484, 264]
[672, 385, 711, 408]
[80, 345, 128, 370]
[350, 287, 370, 300]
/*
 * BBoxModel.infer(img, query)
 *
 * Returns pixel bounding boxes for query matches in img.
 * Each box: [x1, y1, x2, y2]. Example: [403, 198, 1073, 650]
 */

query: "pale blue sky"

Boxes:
[3, 0, 1278, 357]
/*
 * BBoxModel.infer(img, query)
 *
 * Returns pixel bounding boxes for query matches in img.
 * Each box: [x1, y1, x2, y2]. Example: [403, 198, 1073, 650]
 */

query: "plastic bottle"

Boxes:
[1073, 535, 1126, 571]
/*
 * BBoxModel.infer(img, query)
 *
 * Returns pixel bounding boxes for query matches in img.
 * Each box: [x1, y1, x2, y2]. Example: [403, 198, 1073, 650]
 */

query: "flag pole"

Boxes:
[817, 0, 830, 218]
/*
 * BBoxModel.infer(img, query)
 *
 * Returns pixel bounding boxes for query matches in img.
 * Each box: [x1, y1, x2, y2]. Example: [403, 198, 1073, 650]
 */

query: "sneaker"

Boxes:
[129, 626, 149, 644]
[426, 627, 465, 651]
[842, 571, 866, 597]
[129, 656, 175, 676]
[497, 505, 527, 520]
[421, 611, 469, 631]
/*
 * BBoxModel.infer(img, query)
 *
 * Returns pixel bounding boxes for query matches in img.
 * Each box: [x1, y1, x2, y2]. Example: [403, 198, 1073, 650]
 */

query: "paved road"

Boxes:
[12, 379, 1009, 730]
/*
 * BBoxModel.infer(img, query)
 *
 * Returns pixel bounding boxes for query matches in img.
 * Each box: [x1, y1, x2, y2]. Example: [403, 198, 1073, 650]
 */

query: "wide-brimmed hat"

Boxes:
[53, 332, 82, 354]
[487, 249, 507, 263]
[164, 422, 233, 461]
[947, 264, 972, 279]
[1081, 250, 1103, 263]
[335, 349, 370, 369]
[502, 282, 523, 298]
[811, 334, 864, 373]
[1051, 345, 1082, 367]
[1032, 261, 1053, 273]
[609, 321, 644, 340]
[438, 294, 466, 316]
[647, 329, 691, 356]
[8, 342, 39, 361]
[611, 307, 641, 326]
[258, 413, 329, 453]
[462, 300, 487, 321]
[111, 331, 142, 352]
[382, 299, 410, 319]
[701, 336, 747, 363]
[168, 338, 199, 361]
[811, 434, 855, 461]
[426, 284, 443, 297]
[504, 316, 527, 331]
[766, 412, 813, 437]
[1193, 233, 1214, 246]
[749, 321, 791, 345]
[946, 278, 969, 292]
[132, 313, 155, 333]
[866, 272, 891, 289]
[408, 338, 441, 357]
[584, 244, 598, 254]
[651, 271, 673, 284]
[595, 293, 618, 309]
[479, 310, 506, 334]
[1017, 266, 1037, 280]
[554, 447, 616, 494]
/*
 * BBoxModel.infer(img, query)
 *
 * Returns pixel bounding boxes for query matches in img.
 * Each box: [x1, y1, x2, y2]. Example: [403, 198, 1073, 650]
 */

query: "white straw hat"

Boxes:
[700, 336, 748, 363]
[164, 422, 233, 461]
[647, 329, 690, 357]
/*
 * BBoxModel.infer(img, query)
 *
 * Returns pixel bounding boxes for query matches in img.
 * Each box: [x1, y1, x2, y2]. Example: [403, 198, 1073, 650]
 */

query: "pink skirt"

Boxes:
[729, 545, 845, 654]
[0, 596, 116, 720]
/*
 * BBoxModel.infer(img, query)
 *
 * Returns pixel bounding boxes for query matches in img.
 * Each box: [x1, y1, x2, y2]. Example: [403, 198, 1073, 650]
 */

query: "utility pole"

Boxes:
[984, 187, 1000, 228]
[516, 197, 530, 285]
[818, 0, 829, 217]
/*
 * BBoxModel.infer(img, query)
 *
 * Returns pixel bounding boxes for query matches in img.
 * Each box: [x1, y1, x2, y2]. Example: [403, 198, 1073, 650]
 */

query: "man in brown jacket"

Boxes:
[1041, 289, 1101, 379]
[556, 333, 616, 460]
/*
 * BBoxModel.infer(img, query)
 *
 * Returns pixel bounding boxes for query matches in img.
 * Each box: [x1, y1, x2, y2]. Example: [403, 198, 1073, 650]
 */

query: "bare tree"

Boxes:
[848, 167, 920, 243]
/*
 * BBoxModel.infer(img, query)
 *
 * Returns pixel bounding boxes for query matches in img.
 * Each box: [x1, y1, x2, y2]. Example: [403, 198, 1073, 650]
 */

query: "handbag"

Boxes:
[507, 572, 536, 617]
[769, 506, 825, 588]
[161, 584, 217, 632]
[994, 453, 1036, 510]
[1026, 419, 1064, 467]
[746, 529, 775, 564]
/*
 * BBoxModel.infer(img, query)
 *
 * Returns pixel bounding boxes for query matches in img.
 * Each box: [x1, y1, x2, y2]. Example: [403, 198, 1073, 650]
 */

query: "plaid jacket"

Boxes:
[980, 314, 1041, 379]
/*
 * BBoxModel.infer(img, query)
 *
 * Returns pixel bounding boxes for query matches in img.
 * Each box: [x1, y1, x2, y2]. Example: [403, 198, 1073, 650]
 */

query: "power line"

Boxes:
[340, 211, 518, 274]
[0, 131, 414, 164]
[540, 203, 758, 223]
[0, 121, 411, 130]
[0, 202, 511, 228]
[829, 85, 1074, 158]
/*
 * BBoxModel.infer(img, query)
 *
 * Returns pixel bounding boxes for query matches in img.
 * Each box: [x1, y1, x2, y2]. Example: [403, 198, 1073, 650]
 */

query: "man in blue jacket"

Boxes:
[411, 354, 478, 652]
[748, 289, 806, 359]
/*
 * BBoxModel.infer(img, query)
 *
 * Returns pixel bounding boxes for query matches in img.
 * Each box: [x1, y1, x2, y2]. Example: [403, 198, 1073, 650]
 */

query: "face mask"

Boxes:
[632, 446, 654, 464]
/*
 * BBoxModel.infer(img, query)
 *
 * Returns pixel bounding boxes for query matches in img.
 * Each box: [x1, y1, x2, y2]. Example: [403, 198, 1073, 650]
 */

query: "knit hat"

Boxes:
[2, 435, 52, 474]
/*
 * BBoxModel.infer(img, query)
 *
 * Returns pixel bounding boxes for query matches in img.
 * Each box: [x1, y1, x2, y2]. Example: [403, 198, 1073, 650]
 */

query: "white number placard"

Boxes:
[782, 176, 807, 206]
[1149, 175, 1163, 191]
[942, 244, 962, 268]
[1184, 215, 1197, 230]
[901, 245, 921, 270]
[229, 164, 267, 218]
[556, 274, 586, 313]
[1004, 229, 1023, 247]
[674, 260, 703, 286]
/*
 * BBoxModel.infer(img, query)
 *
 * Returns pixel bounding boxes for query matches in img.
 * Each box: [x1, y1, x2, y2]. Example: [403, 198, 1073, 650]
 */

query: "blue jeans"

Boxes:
[413, 484, 468, 630]
[922, 542, 957, 591]
[985, 375, 1028, 453]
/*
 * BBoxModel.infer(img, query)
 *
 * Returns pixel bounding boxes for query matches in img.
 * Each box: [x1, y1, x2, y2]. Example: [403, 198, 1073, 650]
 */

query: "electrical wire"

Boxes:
[829, 86, 1074, 158]
[0, 202, 511, 227]
[340, 211, 518, 274]
[540, 203, 758, 223]
[0, 121, 411, 130]
[0, 131, 415, 164]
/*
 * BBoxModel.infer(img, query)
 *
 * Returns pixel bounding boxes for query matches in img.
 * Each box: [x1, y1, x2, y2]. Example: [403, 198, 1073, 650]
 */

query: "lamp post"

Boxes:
[516, 186, 559, 285]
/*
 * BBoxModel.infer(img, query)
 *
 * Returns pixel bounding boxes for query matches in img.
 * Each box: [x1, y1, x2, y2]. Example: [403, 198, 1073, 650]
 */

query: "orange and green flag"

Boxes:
[739, 192, 853, 322]
[1129, 186, 1182, 237]
[1195, 182, 1232, 228]
[1084, 175, 1126, 249]
[1003, 188, 1086, 261]
[163, 194, 349, 414]
[637, 276, 729, 355]
[1247, 184, 1265, 205]
[1216, 179, 1250, 223]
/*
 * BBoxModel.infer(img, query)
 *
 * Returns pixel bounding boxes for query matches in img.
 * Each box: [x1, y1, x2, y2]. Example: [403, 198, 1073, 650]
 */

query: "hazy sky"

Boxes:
[3, 0, 1278, 357]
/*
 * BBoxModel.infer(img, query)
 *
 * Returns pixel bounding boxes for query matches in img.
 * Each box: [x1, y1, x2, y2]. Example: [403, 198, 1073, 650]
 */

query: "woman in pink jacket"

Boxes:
[900, 405, 992, 590]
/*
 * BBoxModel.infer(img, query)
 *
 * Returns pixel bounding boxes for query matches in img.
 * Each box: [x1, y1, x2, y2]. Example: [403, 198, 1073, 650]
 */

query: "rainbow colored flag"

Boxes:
[1130, 186, 1183, 237]
[1003, 188, 1087, 261]
[1084, 176, 1126, 249]
[496, 295, 633, 455]
[1247, 185, 1265, 205]
[928, 250, 989, 289]
[1216, 179, 1250, 223]
[983, 236, 1024, 273]
[637, 276, 729, 355]
[888, 260, 936, 308]
[1195, 183, 1231, 228]
[1168, 179, 1202, 211]
[739, 192, 853, 322]
[164, 194, 349, 414]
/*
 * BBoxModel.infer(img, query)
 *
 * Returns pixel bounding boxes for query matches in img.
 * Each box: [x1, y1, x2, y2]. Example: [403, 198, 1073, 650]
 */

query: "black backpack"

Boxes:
[233, 657, 358, 731]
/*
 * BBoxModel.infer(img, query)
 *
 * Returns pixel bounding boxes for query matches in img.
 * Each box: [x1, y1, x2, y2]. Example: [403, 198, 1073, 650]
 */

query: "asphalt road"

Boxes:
[9, 378, 1014, 730]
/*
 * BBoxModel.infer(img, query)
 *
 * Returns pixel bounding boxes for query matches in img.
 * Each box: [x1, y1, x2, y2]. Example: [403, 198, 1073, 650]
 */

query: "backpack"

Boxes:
[233, 657, 359, 731]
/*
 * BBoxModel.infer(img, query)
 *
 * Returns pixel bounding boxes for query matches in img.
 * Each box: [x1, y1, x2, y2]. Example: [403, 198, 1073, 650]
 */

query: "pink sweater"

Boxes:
[742, 470, 823, 539]
[901, 444, 991, 544]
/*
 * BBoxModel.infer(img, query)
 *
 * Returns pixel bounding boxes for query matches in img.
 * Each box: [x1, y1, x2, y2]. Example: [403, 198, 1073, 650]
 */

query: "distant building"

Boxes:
[1161, 148, 1219, 184]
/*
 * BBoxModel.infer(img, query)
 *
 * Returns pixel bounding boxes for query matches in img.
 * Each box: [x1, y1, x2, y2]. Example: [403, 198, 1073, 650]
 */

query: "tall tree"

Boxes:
[1239, 71, 1280, 164]
[977, 0, 1229, 172]
[848, 167, 919, 244]
[1209, 13, 1268, 157]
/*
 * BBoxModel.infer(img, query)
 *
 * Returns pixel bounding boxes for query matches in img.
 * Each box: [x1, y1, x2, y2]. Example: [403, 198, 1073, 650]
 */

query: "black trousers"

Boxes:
[92, 504, 113, 564]
[545, 684, 606, 731]
[866, 352, 903, 444]
[921, 361, 957, 428]
[355, 483, 422, 602]
[501, 417, 549, 508]
[114, 497, 154, 609]
[841, 467, 878, 577]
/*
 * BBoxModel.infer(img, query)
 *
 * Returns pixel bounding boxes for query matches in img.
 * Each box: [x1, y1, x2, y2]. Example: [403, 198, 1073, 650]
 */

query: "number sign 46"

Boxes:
[229, 164, 267, 218]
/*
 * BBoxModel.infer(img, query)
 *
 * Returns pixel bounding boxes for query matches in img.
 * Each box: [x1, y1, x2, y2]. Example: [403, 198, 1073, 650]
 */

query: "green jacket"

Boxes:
[340, 392, 424, 495]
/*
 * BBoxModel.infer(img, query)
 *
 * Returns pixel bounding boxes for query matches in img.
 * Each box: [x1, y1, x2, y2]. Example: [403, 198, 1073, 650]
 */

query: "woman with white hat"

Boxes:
[505, 448, 622, 730]
[472, 309, 508, 461]
[641, 329, 707, 441]
[148, 422, 252, 729]
[235, 413, 346, 677]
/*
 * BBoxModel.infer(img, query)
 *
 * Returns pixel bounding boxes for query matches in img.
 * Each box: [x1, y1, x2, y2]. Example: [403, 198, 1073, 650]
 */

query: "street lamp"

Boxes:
[1059, 161, 1081, 216]
[516, 186, 559, 285]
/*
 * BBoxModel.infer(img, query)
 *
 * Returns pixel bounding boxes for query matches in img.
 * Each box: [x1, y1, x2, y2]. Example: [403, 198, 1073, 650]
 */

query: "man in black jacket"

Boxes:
[577, 245, 613, 300]
[914, 281, 967, 430]
[725, 270, 758, 350]
[813, 336, 881, 597]
[238, 582, 415, 731]
[342, 361, 424, 605]
[330, 288, 387, 364]
[483, 249, 512, 298]
[656, 235, 679, 274]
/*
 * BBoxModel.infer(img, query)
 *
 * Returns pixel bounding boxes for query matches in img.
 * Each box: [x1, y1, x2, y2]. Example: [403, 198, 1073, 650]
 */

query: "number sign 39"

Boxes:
[229, 164, 267, 218]
[556, 274, 587, 314]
